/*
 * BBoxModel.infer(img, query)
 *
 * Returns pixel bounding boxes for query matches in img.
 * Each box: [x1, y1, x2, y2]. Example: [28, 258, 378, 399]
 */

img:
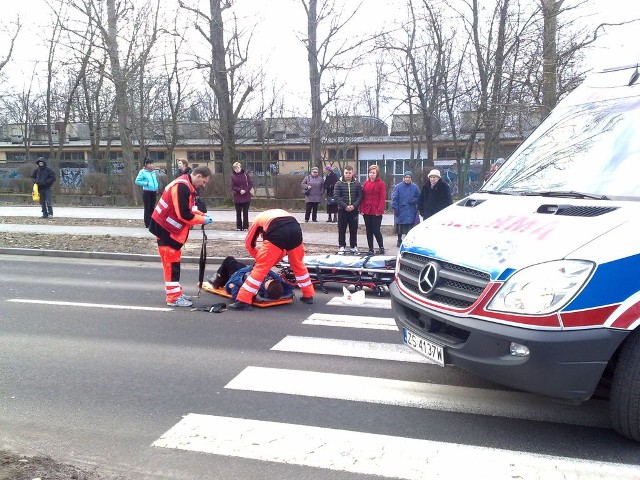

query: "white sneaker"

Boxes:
[167, 295, 193, 307]
[337, 246, 345, 255]
[350, 247, 359, 255]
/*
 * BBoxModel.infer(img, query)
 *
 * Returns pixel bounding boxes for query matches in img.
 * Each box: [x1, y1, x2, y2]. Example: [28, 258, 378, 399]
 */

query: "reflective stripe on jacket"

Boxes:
[151, 176, 203, 245]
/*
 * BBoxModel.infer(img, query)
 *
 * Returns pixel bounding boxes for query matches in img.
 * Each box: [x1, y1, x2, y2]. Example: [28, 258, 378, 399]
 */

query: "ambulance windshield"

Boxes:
[482, 95, 640, 200]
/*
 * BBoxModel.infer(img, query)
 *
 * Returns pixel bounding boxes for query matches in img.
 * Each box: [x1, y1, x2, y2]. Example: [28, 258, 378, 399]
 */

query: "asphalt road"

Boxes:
[1, 255, 639, 480]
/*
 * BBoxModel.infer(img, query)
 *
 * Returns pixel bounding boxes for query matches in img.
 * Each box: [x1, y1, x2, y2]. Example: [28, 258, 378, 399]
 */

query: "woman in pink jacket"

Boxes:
[360, 164, 386, 255]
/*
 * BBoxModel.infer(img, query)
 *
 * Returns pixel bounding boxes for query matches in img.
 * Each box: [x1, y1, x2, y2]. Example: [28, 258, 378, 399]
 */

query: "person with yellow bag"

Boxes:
[31, 158, 56, 218]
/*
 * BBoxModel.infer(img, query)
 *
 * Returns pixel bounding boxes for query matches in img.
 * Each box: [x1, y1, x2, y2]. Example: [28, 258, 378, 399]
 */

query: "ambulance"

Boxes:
[390, 63, 640, 441]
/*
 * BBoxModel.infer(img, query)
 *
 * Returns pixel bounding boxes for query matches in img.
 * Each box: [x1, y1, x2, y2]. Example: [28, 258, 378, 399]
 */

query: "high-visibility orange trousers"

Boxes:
[158, 245, 183, 303]
[237, 240, 314, 304]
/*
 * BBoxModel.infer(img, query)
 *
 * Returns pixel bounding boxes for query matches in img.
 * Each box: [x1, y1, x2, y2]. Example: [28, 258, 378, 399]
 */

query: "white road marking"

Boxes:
[271, 335, 428, 363]
[225, 366, 610, 428]
[153, 413, 633, 480]
[6, 298, 172, 311]
[327, 296, 392, 309]
[303, 312, 397, 330]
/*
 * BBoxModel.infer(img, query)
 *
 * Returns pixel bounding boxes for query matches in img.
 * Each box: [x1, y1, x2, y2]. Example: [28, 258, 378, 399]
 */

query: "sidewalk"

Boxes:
[0, 205, 400, 255]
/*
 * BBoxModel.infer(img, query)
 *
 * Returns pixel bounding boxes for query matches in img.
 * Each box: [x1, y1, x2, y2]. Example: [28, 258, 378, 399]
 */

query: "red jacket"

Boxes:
[151, 176, 206, 245]
[359, 179, 386, 216]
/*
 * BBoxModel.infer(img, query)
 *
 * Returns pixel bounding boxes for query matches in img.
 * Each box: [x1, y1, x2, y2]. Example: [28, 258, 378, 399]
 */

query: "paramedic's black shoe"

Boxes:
[378, 247, 385, 255]
[228, 300, 253, 311]
[367, 249, 375, 256]
[301, 296, 314, 305]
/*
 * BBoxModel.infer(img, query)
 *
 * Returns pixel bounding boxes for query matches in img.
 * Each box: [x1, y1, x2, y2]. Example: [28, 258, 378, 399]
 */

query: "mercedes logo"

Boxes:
[418, 262, 439, 294]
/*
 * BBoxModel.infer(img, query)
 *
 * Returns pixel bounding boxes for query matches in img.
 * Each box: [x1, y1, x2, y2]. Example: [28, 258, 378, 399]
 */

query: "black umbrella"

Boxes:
[197, 224, 207, 297]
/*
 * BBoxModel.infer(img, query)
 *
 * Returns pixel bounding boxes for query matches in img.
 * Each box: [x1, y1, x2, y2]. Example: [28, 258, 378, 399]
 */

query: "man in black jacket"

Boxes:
[31, 158, 56, 219]
[334, 165, 363, 255]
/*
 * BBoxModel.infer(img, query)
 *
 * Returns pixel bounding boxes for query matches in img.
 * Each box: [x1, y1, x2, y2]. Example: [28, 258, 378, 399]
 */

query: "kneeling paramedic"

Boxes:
[229, 209, 314, 311]
[209, 256, 293, 307]
[149, 166, 213, 307]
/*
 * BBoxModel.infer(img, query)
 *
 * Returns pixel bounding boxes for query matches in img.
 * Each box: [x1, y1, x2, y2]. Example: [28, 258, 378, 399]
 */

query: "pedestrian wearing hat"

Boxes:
[324, 165, 339, 222]
[360, 164, 386, 255]
[135, 158, 160, 228]
[301, 167, 324, 222]
[391, 171, 420, 247]
[418, 169, 453, 221]
[31, 157, 56, 219]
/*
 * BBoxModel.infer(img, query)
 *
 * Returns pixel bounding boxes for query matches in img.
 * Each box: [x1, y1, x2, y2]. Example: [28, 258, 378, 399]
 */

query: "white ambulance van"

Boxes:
[391, 63, 640, 441]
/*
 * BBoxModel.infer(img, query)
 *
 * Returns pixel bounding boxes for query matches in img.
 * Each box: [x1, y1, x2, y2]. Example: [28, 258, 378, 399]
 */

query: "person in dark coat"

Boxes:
[334, 165, 363, 255]
[177, 158, 192, 175]
[418, 169, 453, 220]
[31, 157, 56, 219]
[231, 161, 253, 231]
[324, 165, 339, 222]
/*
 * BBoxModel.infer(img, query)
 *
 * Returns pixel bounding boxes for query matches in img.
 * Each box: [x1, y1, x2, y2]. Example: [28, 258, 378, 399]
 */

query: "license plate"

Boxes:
[403, 328, 445, 366]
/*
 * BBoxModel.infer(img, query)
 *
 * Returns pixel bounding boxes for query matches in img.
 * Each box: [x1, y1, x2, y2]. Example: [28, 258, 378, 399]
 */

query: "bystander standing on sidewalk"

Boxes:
[334, 165, 362, 255]
[231, 162, 253, 231]
[301, 167, 324, 222]
[324, 165, 339, 222]
[391, 171, 420, 247]
[31, 157, 56, 219]
[418, 169, 453, 221]
[360, 164, 386, 255]
[135, 158, 159, 228]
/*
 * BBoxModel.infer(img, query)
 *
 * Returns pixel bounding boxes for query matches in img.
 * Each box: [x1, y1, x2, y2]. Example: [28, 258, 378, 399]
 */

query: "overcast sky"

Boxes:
[2, 0, 640, 119]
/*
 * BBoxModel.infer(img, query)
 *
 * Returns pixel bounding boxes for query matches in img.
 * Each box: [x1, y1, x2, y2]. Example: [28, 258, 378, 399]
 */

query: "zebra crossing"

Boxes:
[153, 295, 634, 479]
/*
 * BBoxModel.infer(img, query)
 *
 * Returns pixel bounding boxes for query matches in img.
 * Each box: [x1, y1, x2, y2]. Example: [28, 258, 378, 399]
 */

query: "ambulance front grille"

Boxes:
[398, 252, 490, 309]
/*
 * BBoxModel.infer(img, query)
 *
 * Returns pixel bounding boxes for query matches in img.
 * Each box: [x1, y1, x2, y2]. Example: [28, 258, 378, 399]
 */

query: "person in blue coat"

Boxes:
[391, 171, 421, 247]
[135, 158, 160, 228]
[208, 256, 294, 302]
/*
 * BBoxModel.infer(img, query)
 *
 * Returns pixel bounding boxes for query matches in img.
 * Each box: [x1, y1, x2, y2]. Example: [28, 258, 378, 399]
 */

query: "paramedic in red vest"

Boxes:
[149, 166, 213, 307]
[229, 208, 314, 311]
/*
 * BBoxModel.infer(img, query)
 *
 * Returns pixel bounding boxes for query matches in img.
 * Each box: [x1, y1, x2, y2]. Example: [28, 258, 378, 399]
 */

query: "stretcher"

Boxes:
[277, 254, 397, 296]
[199, 281, 294, 307]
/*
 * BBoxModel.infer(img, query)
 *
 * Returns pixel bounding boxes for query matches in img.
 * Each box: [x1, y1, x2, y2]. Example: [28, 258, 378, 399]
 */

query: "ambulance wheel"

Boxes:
[610, 329, 640, 441]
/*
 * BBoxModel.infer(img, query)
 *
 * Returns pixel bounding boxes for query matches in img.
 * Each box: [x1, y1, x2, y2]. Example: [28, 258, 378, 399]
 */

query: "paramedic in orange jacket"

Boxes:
[149, 166, 212, 307]
[229, 208, 314, 311]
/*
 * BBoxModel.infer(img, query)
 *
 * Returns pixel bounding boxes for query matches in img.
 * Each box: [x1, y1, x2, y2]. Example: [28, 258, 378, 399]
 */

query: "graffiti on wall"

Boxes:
[60, 168, 90, 189]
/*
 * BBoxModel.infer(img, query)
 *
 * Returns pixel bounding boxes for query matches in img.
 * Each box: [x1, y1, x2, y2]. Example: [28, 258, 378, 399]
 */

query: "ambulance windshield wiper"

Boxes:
[477, 189, 517, 195]
[530, 191, 610, 200]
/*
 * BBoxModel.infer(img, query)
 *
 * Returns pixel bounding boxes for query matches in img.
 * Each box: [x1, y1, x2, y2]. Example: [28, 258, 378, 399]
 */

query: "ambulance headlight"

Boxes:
[487, 260, 594, 315]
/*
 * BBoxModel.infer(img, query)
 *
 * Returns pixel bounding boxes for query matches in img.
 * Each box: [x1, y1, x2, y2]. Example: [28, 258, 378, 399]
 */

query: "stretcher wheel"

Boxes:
[374, 285, 386, 297]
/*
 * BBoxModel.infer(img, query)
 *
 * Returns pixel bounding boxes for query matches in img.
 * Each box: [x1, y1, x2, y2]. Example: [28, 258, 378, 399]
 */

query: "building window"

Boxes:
[436, 146, 466, 159]
[285, 150, 311, 161]
[59, 152, 85, 161]
[328, 148, 355, 160]
[187, 151, 211, 163]
[5, 152, 30, 162]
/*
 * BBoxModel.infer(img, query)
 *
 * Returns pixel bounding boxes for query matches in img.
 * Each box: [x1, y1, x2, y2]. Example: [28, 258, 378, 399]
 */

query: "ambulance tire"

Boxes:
[610, 329, 640, 442]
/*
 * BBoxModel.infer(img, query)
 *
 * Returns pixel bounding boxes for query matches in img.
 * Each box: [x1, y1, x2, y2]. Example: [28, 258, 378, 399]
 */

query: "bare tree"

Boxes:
[179, 0, 255, 192]
[0, 16, 21, 77]
[300, 0, 366, 170]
